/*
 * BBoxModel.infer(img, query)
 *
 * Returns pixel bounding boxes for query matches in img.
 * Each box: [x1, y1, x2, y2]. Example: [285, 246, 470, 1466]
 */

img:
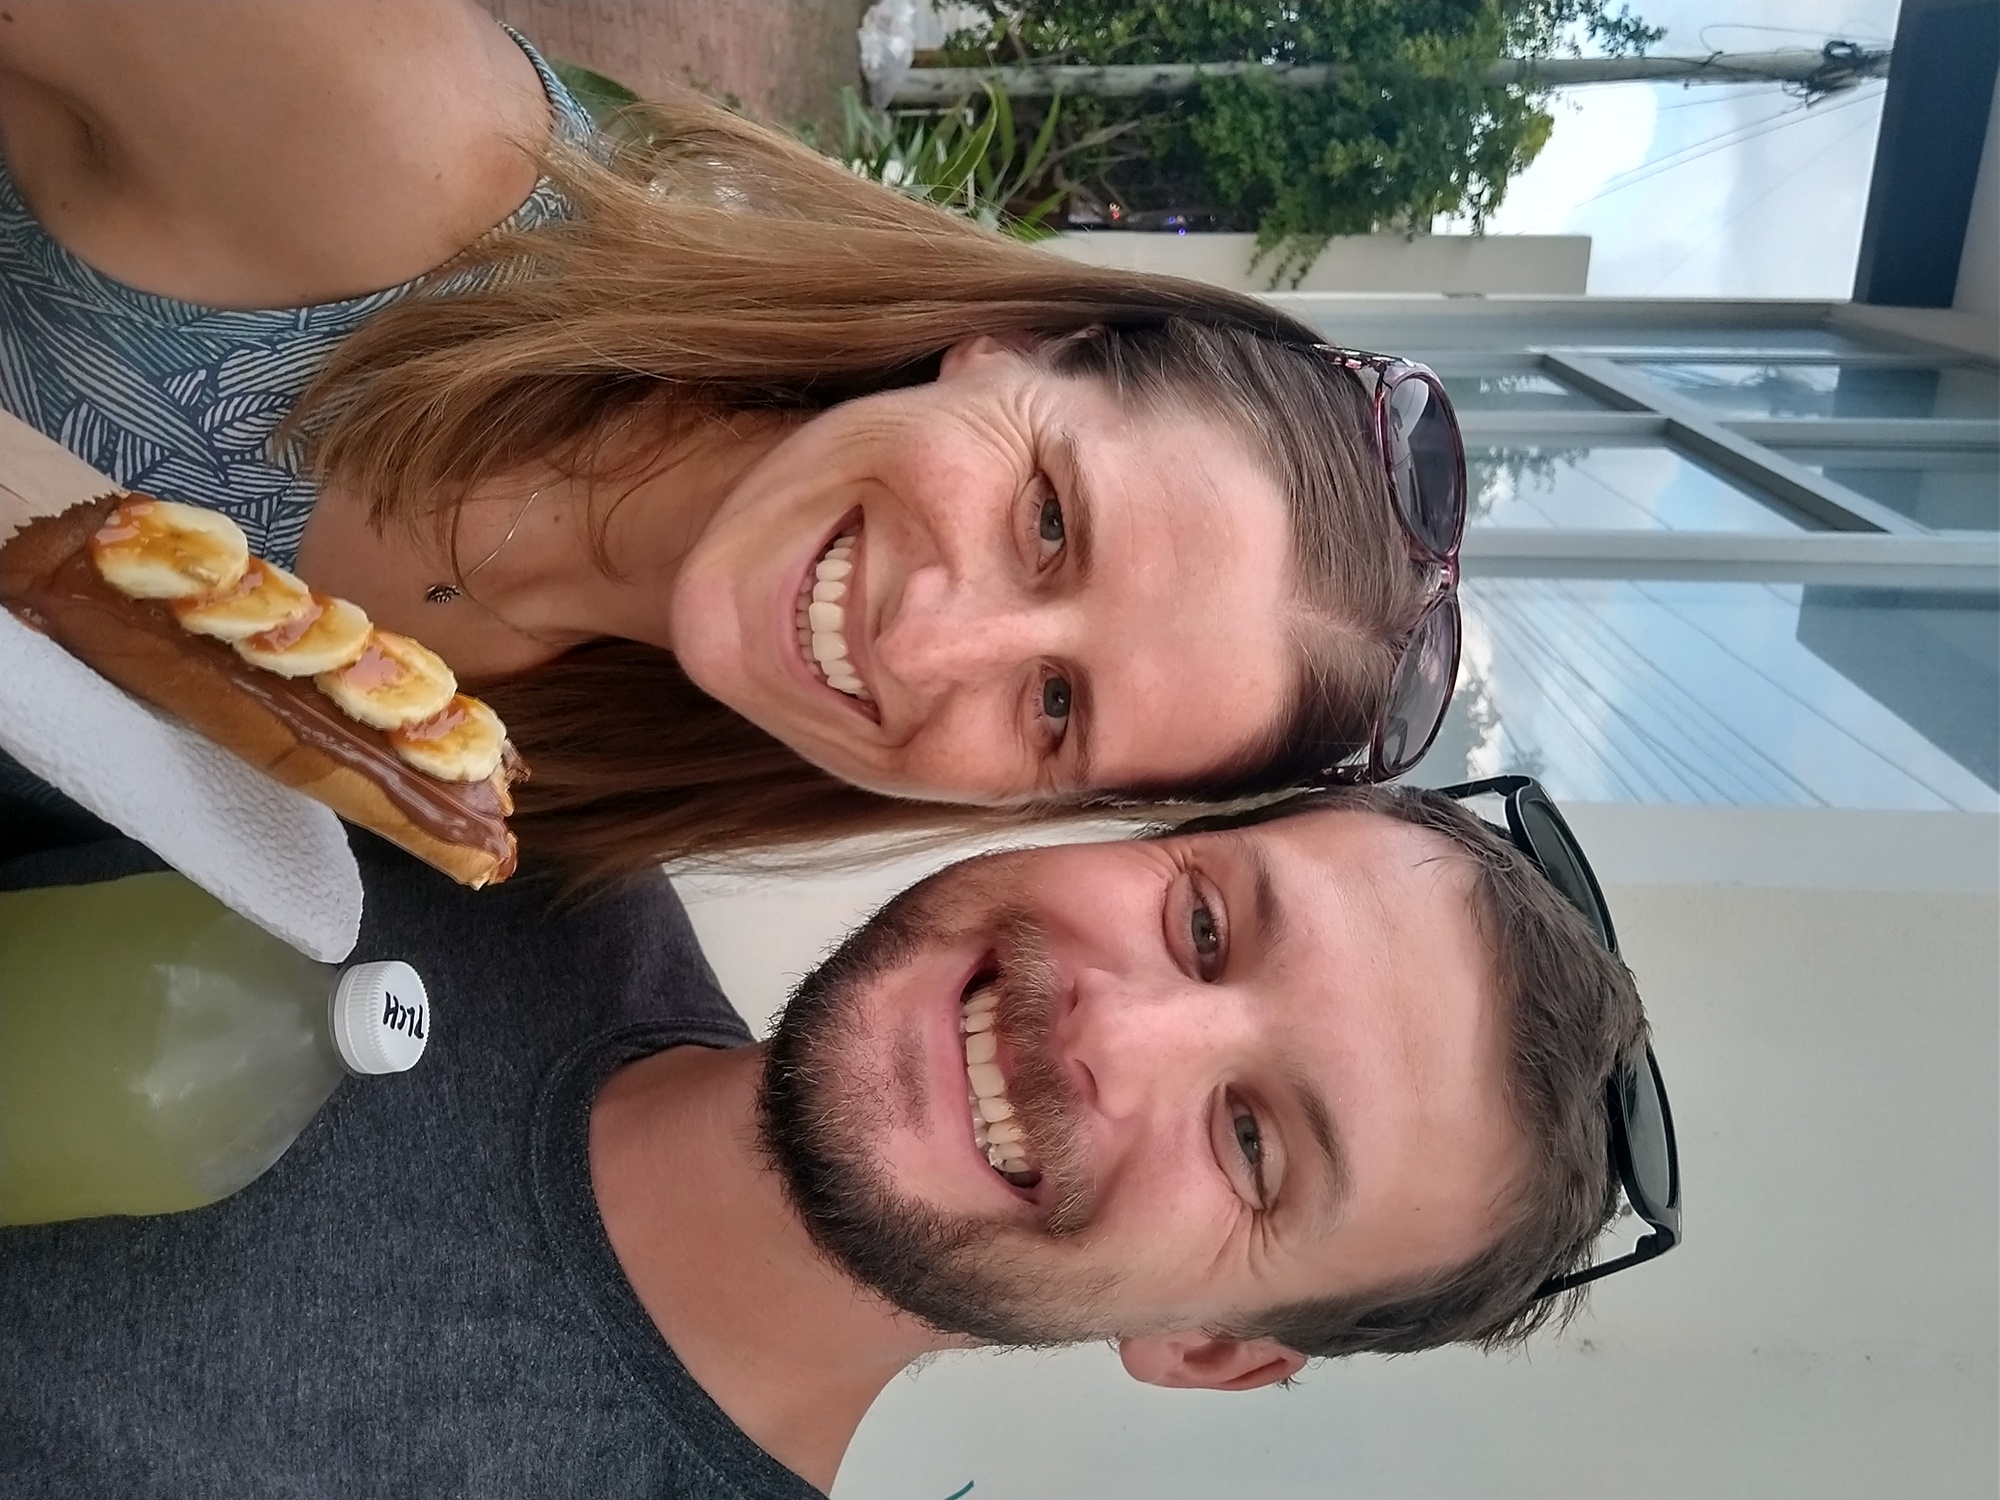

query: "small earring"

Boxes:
[425, 583, 461, 604]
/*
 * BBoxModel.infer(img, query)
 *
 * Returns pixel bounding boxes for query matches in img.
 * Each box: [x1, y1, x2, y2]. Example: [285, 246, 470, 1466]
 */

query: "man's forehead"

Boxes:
[1186, 807, 1483, 965]
[1185, 805, 1472, 891]
[970, 807, 1478, 932]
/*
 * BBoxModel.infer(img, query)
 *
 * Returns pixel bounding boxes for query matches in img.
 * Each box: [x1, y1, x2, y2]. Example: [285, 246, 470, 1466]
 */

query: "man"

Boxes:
[0, 784, 1652, 1497]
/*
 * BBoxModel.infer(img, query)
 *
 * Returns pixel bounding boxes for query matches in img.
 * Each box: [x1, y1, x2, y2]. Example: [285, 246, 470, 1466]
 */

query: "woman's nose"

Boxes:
[873, 563, 1056, 695]
[1062, 967, 1249, 1124]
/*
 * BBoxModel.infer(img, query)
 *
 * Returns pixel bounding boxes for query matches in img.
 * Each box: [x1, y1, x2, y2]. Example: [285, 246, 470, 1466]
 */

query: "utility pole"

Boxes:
[890, 43, 1891, 108]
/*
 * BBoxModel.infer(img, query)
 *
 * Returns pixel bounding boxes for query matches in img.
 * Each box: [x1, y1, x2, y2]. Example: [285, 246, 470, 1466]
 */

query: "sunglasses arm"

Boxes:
[1531, 1231, 1674, 1301]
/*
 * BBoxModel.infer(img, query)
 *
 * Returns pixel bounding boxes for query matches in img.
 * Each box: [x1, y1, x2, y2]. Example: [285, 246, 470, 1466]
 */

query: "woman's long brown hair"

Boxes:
[294, 92, 1425, 881]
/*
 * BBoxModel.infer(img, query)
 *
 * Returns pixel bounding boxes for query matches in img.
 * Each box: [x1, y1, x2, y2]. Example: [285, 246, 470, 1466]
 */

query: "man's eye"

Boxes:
[1188, 894, 1224, 979]
[1191, 903, 1220, 961]
[1233, 1108, 1263, 1170]
[1232, 1101, 1269, 1208]
[1041, 674, 1072, 725]
[1036, 491, 1066, 553]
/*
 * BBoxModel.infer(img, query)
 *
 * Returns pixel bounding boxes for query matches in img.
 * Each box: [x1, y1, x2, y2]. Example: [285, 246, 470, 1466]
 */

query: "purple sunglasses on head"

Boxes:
[1311, 346, 1467, 782]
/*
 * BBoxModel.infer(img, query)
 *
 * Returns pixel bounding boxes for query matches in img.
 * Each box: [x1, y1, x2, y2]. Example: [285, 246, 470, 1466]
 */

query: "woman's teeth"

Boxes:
[797, 529, 869, 700]
[962, 984, 1040, 1188]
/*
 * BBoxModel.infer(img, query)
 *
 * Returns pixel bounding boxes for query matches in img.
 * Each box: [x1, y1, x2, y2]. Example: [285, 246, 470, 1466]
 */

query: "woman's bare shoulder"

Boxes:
[0, 0, 548, 308]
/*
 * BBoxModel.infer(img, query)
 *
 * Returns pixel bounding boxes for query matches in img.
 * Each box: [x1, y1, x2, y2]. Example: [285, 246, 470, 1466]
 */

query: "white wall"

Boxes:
[1040, 231, 1592, 295]
[674, 805, 1999, 1500]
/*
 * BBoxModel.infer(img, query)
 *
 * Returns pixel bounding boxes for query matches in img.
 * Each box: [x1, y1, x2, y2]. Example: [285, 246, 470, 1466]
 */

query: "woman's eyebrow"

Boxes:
[1055, 430, 1097, 580]
[1067, 673, 1095, 787]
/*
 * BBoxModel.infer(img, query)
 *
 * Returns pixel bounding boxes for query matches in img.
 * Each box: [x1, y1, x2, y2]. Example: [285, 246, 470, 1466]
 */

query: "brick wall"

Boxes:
[480, 0, 865, 134]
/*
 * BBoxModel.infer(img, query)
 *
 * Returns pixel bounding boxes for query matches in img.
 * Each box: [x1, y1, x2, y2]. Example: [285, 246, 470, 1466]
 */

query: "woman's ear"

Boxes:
[1117, 1331, 1308, 1392]
[937, 332, 1042, 378]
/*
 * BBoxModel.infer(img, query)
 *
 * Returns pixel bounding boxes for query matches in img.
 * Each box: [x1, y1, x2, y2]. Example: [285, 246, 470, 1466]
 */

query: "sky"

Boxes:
[1454, 1, 1904, 297]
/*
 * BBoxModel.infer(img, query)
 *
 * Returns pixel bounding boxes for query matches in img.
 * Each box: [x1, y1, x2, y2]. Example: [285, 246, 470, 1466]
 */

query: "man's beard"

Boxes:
[757, 860, 1119, 1347]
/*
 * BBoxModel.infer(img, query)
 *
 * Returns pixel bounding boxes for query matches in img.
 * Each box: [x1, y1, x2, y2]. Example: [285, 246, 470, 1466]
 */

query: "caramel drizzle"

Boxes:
[98, 501, 502, 780]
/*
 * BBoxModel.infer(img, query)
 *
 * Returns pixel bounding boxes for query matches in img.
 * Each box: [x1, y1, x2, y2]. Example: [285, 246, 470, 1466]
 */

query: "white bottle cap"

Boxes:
[329, 961, 431, 1076]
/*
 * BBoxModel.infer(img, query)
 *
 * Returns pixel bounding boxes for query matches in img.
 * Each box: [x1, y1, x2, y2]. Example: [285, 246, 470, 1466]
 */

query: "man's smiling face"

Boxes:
[759, 808, 1526, 1366]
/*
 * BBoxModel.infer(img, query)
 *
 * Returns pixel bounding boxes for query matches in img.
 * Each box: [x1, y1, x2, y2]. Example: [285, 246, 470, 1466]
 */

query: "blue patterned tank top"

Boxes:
[0, 29, 594, 569]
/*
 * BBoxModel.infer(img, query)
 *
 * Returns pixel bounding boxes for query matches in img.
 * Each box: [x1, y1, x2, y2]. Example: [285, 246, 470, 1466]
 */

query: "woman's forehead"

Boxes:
[1050, 405, 1299, 791]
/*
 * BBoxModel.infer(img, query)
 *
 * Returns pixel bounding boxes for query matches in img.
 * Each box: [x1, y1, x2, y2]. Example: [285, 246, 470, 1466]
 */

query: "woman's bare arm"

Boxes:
[0, 0, 548, 307]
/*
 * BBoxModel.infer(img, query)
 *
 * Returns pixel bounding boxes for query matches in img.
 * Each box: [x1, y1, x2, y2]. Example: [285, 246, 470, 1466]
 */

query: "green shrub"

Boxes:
[941, 1, 1661, 283]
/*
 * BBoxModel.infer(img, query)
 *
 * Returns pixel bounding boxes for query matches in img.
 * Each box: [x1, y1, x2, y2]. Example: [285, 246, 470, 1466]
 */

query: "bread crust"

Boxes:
[1, 496, 517, 887]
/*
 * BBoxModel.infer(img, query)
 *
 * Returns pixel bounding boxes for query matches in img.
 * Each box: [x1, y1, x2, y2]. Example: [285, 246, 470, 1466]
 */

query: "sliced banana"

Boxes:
[235, 594, 373, 677]
[172, 558, 314, 642]
[90, 498, 249, 601]
[387, 695, 508, 782]
[316, 630, 457, 731]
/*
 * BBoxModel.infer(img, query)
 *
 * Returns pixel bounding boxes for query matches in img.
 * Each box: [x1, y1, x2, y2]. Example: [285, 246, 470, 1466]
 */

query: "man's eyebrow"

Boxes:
[1055, 430, 1097, 581]
[1286, 1064, 1350, 1226]
[1226, 832, 1342, 1220]
[1228, 832, 1285, 958]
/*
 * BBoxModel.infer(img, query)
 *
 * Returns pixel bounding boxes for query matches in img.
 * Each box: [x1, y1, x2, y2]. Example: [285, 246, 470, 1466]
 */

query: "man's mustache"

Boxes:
[988, 915, 1096, 1238]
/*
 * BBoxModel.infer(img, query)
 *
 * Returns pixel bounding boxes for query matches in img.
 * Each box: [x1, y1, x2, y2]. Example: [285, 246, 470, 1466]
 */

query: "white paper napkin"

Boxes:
[0, 609, 363, 961]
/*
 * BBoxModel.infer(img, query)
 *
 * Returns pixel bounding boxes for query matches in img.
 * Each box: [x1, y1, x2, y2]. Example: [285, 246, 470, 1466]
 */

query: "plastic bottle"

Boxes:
[0, 868, 429, 1224]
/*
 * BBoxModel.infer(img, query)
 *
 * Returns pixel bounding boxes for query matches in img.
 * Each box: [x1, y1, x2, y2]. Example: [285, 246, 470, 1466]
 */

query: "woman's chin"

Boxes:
[661, 584, 744, 689]
[815, 762, 1028, 809]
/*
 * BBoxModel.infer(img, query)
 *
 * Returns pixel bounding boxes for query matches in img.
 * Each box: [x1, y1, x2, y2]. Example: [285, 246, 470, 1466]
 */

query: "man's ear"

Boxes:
[1117, 1331, 1308, 1392]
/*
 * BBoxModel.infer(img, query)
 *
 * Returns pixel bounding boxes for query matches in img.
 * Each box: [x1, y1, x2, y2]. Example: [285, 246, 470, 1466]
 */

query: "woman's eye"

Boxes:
[1036, 491, 1066, 553]
[1041, 674, 1072, 725]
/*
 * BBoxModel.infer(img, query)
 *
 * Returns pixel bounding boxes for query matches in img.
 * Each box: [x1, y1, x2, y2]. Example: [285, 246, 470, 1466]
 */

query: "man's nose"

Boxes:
[873, 563, 1062, 695]
[1061, 966, 1252, 1124]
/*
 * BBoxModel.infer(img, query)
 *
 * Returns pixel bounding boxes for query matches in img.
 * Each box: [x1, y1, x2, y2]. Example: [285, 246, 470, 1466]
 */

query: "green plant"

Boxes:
[826, 83, 1125, 239]
[550, 57, 1105, 244]
[941, 1, 1663, 284]
[549, 59, 641, 125]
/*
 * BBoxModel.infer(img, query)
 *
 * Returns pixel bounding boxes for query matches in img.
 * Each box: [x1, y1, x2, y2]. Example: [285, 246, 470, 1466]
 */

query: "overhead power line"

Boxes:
[890, 44, 1892, 107]
[1642, 99, 1888, 292]
[1571, 83, 1885, 210]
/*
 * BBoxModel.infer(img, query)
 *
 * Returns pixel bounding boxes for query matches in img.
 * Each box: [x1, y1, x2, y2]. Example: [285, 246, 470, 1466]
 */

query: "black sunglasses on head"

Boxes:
[1438, 775, 1682, 1302]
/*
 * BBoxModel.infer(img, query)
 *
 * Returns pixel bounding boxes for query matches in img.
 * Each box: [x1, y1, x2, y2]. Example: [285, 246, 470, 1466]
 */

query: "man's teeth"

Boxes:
[962, 984, 1039, 1187]
[797, 529, 869, 700]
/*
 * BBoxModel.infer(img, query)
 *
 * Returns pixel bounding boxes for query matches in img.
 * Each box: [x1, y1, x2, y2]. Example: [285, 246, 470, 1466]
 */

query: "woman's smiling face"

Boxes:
[668, 336, 1299, 805]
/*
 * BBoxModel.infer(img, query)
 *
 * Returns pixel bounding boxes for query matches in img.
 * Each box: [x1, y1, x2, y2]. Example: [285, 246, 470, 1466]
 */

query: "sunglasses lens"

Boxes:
[1517, 796, 1615, 952]
[1376, 600, 1460, 777]
[1384, 375, 1464, 556]
[1617, 1052, 1679, 1232]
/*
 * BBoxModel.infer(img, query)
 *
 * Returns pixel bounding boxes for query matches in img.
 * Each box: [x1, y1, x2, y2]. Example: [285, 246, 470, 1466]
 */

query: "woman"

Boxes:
[0, 2, 1460, 877]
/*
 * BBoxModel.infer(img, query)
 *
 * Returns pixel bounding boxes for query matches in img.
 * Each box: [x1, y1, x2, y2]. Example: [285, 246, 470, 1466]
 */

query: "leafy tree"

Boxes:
[940, 1, 1662, 283]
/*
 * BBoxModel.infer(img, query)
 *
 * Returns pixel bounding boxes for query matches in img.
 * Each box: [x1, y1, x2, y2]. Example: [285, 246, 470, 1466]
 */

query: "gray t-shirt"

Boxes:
[0, 832, 821, 1500]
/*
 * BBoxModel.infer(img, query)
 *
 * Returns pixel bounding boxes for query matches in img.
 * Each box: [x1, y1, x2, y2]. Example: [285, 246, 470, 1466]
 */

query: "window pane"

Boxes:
[1469, 443, 1809, 531]
[1311, 316, 1872, 355]
[1440, 371, 1604, 412]
[1409, 580, 1998, 810]
[1625, 362, 2000, 420]
[1779, 448, 1999, 531]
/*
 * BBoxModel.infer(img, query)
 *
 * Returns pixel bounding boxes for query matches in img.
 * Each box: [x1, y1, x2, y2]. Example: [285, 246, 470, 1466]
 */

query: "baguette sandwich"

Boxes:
[0, 494, 521, 887]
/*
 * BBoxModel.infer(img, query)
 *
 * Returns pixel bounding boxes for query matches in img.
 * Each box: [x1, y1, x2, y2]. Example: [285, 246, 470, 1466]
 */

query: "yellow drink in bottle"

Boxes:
[0, 870, 427, 1224]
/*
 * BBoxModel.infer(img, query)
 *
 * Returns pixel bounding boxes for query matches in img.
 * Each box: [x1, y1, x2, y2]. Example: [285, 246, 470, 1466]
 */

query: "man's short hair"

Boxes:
[1170, 783, 1650, 1359]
